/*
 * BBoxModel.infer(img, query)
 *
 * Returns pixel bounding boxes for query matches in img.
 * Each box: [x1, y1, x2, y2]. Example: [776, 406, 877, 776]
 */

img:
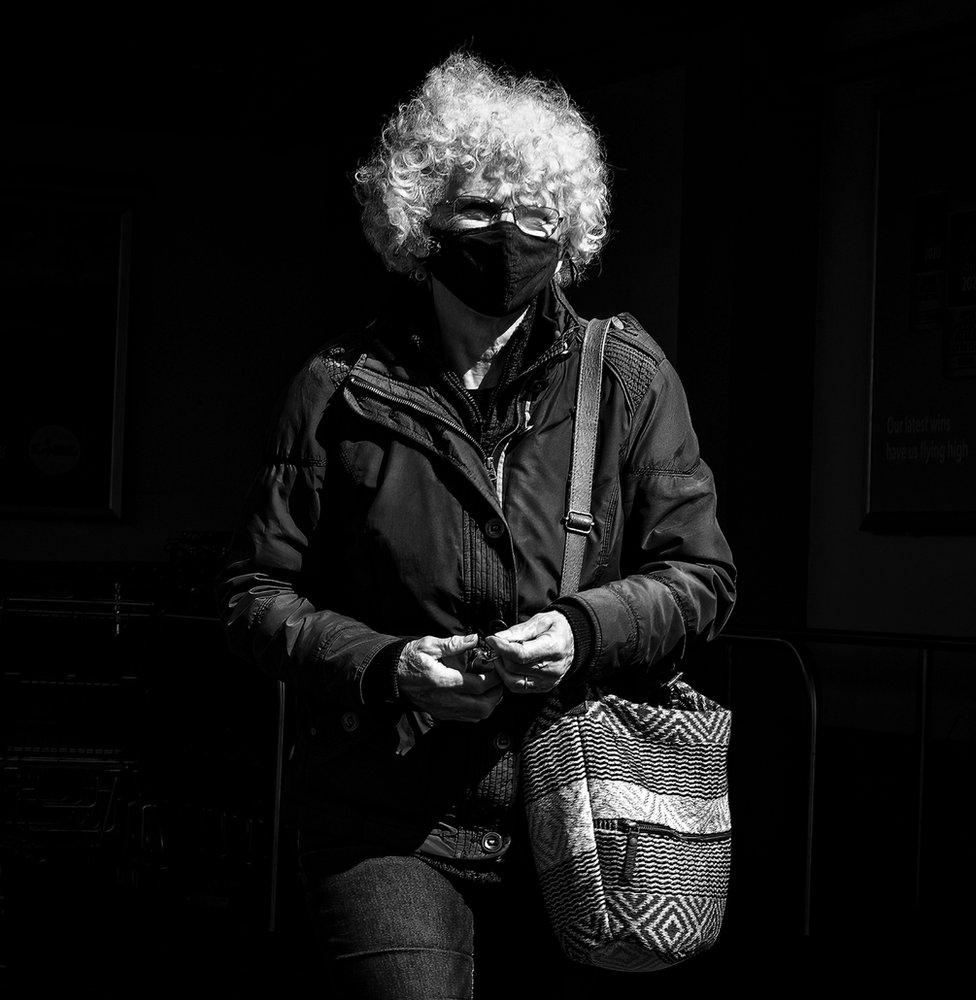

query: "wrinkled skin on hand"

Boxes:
[396, 610, 574, 720]
[396, 633, 504, 722]
[483, 610, 574, 695]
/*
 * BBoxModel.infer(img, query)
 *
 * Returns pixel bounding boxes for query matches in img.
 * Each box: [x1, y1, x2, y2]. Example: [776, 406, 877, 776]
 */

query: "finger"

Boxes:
[488, 615, 551, 644]
[418, 656, 470, 689]
[494, 659, 553, 695]
[487, 631, 561, 666]
[428, 632, 480, 658]
[417, 656, 502, 693]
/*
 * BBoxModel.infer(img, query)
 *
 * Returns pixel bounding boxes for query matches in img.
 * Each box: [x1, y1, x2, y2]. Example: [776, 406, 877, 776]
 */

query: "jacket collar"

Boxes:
[342, 280, 585, 517]
[350, 278, 583, 389]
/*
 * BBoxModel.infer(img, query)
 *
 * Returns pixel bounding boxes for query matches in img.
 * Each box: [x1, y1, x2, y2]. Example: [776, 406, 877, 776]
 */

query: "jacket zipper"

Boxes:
[489, 397, 533, 508]
[486, 327, 571, 503]
[593, 818, 732, 885]
[481, 328, 570, 507]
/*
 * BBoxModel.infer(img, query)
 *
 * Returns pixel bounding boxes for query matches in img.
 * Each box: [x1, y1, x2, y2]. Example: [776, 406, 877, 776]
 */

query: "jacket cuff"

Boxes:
[548, 599, 597, 679]
[359, 638, 410, 706]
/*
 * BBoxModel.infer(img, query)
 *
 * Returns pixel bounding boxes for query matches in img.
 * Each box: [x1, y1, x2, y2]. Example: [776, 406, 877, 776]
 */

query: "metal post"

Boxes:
[722, 633, 817, 936]
[269, 679, 287, 933]
[914, 647, 930, 910]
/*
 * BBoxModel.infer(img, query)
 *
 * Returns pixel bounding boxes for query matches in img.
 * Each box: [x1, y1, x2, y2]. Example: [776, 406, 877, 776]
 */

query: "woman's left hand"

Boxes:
[484, 611, 575, 695]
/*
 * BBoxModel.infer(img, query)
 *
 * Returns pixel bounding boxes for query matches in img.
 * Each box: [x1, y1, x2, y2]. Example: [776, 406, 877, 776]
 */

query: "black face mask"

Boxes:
[427, 222, 561, 317]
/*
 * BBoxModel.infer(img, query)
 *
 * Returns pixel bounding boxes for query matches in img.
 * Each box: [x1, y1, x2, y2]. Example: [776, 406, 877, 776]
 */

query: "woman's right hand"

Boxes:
[396, 633, 504, 722]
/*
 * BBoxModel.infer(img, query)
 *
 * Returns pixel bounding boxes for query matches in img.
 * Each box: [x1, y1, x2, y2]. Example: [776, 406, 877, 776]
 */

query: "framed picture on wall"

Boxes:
[864, 88, 976, 534]
[0, 193, 132, 519]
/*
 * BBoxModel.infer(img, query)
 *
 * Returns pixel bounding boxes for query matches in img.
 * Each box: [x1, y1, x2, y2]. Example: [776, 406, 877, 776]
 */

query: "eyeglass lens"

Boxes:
[447, 197, 560, 237]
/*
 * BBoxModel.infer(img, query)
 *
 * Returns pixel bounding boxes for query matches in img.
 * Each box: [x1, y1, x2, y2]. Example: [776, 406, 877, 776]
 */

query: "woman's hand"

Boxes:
[396, 633, 504, 722]
[484, 611, 575, 695]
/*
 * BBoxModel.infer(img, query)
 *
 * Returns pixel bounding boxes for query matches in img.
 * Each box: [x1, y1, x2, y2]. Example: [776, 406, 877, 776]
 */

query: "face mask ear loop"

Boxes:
[411, 231, 443, 282]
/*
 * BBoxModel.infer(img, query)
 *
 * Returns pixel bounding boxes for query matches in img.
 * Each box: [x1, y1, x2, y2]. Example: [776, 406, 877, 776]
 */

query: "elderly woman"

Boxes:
[215, 52, 735, 997]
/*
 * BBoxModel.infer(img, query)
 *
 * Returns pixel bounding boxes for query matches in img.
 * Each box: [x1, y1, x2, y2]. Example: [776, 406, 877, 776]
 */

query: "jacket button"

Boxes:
[340, 711, 360, 733]
[492, 731, 512, 751]
[485, 518, 505, 539]
[611, 316, 625, 330]
[481, 831, 503, 854]
[309, 727, 318, 737]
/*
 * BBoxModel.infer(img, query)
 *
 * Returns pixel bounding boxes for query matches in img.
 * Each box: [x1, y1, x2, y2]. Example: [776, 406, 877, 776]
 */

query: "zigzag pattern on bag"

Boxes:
[523, 711, 730, 802]
[529, 691, 731, 746]
[598, 695, 732, 745]
[523, 684, 732, 971]
[523, 748, 729, 801]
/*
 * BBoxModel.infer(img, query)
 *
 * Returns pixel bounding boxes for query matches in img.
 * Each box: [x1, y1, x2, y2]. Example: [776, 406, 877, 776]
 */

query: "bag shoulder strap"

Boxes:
[559, 317, 611, 597]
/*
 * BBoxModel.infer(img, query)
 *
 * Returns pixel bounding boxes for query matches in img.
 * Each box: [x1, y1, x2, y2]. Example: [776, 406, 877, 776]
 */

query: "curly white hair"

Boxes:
[354, 51, 610, 281]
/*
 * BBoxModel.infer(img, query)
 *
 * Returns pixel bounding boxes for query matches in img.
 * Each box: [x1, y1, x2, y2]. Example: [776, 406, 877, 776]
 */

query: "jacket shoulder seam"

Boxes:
[601, 314, 664, 416]
[608, 312, 666, 364]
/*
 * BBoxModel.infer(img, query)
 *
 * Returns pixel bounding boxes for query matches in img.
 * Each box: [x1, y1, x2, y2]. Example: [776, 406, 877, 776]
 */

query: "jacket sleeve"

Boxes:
[212, 352, 402, 711]
[550, 352, 737, 682]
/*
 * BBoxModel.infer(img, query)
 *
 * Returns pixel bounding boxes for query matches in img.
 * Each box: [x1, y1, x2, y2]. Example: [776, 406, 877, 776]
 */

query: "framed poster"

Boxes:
[0, 195, 131, 518]
[865, 89, 976, 534]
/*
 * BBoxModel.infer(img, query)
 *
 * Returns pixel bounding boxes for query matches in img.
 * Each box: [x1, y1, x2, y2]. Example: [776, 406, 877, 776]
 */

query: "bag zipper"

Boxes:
[593, 818, 732, 885]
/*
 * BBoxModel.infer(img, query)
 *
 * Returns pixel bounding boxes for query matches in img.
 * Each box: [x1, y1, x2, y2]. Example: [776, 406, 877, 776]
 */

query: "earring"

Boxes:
[563, 256, 578, 287]
[410, 266, 428, 282]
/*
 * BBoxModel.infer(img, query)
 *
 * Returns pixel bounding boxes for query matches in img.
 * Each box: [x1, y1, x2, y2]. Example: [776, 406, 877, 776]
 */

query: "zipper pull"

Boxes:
[485, 455, 497, 484]
[621, 819, 640, 885]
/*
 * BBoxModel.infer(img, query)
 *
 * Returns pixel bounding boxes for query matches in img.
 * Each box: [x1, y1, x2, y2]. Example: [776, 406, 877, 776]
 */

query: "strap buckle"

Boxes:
[563, 509, 595, 535]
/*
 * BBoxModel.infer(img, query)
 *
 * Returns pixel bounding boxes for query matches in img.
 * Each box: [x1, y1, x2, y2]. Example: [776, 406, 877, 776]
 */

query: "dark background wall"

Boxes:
[2, 7, 975, 985]
[0, 24, 691, 568]
[3, 16, 974, 617]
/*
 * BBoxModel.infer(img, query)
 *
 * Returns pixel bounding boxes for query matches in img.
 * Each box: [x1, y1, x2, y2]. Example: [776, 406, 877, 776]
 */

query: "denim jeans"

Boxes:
[297, 845, 629, 999]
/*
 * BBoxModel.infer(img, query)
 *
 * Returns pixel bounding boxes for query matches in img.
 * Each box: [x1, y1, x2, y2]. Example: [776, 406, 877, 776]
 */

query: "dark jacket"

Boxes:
[213, 280, 736, 863]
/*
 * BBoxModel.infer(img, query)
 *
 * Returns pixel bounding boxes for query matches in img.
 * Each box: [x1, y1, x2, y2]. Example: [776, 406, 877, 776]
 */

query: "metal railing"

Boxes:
[719, 625, 976, 938]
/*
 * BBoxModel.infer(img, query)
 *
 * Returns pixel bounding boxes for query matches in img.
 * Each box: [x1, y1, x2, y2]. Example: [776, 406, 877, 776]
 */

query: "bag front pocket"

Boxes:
[594, 817, 731, 891]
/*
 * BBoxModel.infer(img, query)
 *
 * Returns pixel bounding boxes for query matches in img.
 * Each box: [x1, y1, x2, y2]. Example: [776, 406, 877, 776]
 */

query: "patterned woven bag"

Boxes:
[521, 317, 732, 971]
[522, 680, 732, 971]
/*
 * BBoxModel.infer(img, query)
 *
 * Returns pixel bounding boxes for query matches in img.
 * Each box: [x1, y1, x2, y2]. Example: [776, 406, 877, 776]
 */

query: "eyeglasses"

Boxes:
[435, 196, 563, 239]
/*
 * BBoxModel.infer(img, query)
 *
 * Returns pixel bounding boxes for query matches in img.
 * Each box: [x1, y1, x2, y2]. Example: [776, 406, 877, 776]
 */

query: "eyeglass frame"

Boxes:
[431, 194, 565, 240]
